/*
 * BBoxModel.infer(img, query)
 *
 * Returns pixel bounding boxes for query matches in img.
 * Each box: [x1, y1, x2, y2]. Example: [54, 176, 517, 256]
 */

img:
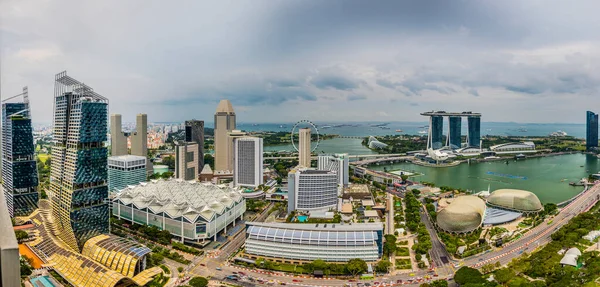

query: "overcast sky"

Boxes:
[2, 0, 600, 124]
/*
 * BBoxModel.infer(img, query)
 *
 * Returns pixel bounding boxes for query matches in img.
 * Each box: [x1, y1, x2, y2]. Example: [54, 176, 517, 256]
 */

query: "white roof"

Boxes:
[200, 164, 213, 175]
[113, 179, 244, 222]
[364, 210, 379, 217]
[560, 247, 581, 267]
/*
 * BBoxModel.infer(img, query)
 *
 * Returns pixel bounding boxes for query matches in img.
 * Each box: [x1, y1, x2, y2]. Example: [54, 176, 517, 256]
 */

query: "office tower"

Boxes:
[130, 114, 147, 157]
[429, 115, 444, 150]
[108, 155, 147, 191]
[298, 128, 311, 167]
[175, 142, 200, 180]
[0, 188, 20, 286]
[50, 71, 109, 251]
[287, 168, 338, 216]
[226, 130, 247, 172]
[110, 114, 127, 156]
[467, 116, 481, 147]
[448, 116, 462, 149]
[214, 100, 236, 171]
[317, 153, 349, 188]
[233, 137, 263, 188]
[587, 111, 599, 150]
[2, 87, 39, 217]
[185, 119, 205, 168]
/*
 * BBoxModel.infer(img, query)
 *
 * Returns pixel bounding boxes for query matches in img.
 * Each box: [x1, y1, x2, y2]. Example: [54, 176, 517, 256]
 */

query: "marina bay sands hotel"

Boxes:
[420, 111, 482, 150]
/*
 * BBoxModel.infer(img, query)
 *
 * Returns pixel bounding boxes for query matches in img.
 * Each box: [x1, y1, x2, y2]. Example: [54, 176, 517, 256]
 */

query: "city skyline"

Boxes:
[3, 1, 600, 124]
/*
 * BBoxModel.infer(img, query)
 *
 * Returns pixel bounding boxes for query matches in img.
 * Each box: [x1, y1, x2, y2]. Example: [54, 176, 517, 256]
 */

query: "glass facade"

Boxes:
[2, 101, 38, 217]
[51, 72, 110, 251]
[467, 116, 481, 147]
[448, 116, 462, 149]
[587, 111, 599, 150]
[430, 116, 444, 149]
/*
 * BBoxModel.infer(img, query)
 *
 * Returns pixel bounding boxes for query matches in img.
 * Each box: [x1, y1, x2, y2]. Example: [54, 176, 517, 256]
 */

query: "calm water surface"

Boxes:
[369, 153, 600, 204]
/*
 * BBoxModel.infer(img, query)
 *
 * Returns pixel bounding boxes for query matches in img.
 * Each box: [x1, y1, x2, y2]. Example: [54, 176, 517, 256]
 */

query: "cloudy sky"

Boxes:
[1, 0, 599, 124]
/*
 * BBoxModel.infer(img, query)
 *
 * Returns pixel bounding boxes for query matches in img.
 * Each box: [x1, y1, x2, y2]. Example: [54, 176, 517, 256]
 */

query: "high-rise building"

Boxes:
[214, 100, 236, 172]
[587, 111, 599, 150]
[2, 87, 39, 217]
[0, 190, 20, 286]
[130, 114, 152, 176]
[298, 128, 312, 167]
[185, 119, 204, 168]
[108, 155, 147, 191]
[467, 116, 481, 147]
[317, 153, 349, 187]
[226, 130, 247, 172]
[287, 168, 338, 216]
[175, 142, 200, 180]
[50, 71, 109, 251]
[233, 137, 263, 188]
[110, 114, 127, 156]
[448, 116, 462, 149]
[429, 115, 444, 150]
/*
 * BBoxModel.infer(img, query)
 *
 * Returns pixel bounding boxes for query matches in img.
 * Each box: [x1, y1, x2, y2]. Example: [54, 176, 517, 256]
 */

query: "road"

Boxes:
[180, 184, 600, 287]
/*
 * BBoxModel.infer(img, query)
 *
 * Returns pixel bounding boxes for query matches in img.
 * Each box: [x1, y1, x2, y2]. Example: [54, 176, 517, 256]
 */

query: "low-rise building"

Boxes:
[111, 179, 245, 242]
[244, 222, 383, 263]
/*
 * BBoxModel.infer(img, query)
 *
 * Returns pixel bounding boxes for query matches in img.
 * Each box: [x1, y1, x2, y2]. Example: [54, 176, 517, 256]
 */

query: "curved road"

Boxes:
[185, 184, 600, 287]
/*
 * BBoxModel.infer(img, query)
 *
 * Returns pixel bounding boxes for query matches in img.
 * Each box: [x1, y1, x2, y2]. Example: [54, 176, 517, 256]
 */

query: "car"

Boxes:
[292, 279, 302, 282]
[216, 267, 222, 271]
[200, 263, 206, 267]
[396, 280, 403, 284]
[374, 282, 380, 285]
[279, 283, 287, 286]
[364, 283, 371, 287]
[348, 280, 356, 282]
[433, 274, 439, 277]
[238, 272, 246, 276]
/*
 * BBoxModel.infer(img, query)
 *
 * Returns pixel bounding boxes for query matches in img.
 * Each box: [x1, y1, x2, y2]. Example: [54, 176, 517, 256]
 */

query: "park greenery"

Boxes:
[257, 131, 336, 146]
[403, 190, 432, 259]
[419, 280, 449, 287]
[246, 258, 369, 276]
[144, 273, 169, 287]
[14, 230, 29, 242]
[188, 277, 209, 287]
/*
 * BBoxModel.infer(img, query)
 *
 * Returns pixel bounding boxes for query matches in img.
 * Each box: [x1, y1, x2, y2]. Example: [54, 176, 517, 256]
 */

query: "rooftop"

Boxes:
[215, 99, 235, 114]
[0, 190, 18, 250]
[246, 221, 383, 232]
[420, 111, 482, 117]
[108, 155, 147, 161]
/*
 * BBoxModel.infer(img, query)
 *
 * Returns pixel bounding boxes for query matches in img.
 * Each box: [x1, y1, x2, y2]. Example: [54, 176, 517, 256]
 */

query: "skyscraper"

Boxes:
[587, 111, 599, 150]
[50, 71, 109, 251]
[448, 116, 462, 149]
[214, 100, 236, 172]
[317, 153, 349, 187]
[298, 128, 311, 167]
[467, 116, 481, 147]
[429, 115, 444, 150]
[0, 190, 19, 286]
[110, 114, 128, 156]
[2, 87, 39, 217]
[175, 141, 200, 180]
[108, 155, 147, 191]
[287, 169, 338, 216]
[130, 114, 147, 157]
[185, 119, 204, 168]
[226, 130, 248, 172]
[234, 137, 263, 188]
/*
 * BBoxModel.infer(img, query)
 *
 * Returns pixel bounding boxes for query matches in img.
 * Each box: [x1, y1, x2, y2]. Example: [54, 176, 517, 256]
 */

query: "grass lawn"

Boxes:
[37, 153, 50, 163]
[396, 247, 410, 256]
[395, 259, 411, 270]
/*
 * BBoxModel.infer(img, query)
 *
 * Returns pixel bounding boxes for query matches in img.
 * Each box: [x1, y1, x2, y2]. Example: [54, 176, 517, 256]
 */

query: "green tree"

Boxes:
[346, 258, 368, 276]
[311, 259, 328, 272]
[162, 156, 175, 169]
[543, 203, 558, 215]
[375, 260, 391, 273]
[203, 154, 214, 169]
[401, 174, 409, 182]
[454, 267, 485, 285]
[177, 267, 184, 273]
[421, 280, 448, 287]
[494, 268, 514, 285]
[383, 234, 397, 257]
[14, 230, 29, 241]
[189, 276, 209, 287]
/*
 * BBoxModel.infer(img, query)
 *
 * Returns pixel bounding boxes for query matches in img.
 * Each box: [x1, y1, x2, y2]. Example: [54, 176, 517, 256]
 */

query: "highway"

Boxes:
[181, 184, 600, 287]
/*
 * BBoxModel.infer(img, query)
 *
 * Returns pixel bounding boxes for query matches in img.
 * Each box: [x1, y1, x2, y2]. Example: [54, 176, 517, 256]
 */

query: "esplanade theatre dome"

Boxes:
[437, 196, 486, 233]
[486, 189, 543, 212]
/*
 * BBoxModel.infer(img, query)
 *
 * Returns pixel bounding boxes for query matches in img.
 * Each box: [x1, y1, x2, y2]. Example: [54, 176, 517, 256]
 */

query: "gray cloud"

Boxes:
[311, 74, 362, 91]
[347, 94, 367, 101]
[468, 88, 480, 97]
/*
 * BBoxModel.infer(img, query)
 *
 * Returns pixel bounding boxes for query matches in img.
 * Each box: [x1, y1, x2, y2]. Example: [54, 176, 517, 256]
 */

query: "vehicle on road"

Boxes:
[216, 267, 222, 271]
[292, 279, 302, 282]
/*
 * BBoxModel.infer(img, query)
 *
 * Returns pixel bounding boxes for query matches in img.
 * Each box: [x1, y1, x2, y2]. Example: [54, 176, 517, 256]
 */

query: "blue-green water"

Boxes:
[369, 153, 600, 204]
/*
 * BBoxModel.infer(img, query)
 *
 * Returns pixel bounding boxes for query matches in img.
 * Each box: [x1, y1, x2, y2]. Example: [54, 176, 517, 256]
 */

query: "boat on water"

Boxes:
[549, 130, 568, 137]
[418, 130, 427, 134]
[396, 129, 403, 132]
[484, 156, 500, 160]
[321, 125, 332, 129]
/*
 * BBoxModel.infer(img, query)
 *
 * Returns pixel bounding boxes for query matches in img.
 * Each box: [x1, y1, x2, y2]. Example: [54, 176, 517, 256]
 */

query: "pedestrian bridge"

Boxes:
[263, 153, 406, 160]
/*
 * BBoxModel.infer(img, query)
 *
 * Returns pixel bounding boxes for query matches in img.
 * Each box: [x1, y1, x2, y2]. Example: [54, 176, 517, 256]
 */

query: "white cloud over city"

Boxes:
[1, 0, 600, 124]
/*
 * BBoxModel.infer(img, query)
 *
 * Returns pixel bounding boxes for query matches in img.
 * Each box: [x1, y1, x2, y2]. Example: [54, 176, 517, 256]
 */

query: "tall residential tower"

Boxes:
[1, 86, 39, 217]
[233, 137, 263, 188]
[587, 111, 599, 150]
[50, 72, 109, 251]
[214, 100, 236, 172]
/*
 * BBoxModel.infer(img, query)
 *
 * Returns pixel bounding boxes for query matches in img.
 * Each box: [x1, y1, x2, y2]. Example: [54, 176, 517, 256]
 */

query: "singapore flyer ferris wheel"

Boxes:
[290, 120, 320, 152]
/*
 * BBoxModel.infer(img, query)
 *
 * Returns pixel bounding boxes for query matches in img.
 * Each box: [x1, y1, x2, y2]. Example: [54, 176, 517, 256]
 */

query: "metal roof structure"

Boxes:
[112, 179, 244, 222]
[487, 189, 543, 212]
[420, 111, 482, 117]
[247, 222, 383, 232]
[560, 247, 581, 267]
[246, 222, 382, 246]
[437, 195, 486, 233]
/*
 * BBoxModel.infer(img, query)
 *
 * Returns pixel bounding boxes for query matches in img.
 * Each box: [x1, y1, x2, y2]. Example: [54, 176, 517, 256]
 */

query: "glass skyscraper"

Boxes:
[50, 72, 109, 251]
[586, 111, 599, 150]
[2, 88, 39, 217]
[467, 116, 481, 147]
[448, 116, 462, 149]
[430, 116, 444, 149]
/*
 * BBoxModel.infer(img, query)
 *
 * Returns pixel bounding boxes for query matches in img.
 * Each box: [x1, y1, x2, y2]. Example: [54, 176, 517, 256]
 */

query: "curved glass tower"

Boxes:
[50, 72, 109, 251]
